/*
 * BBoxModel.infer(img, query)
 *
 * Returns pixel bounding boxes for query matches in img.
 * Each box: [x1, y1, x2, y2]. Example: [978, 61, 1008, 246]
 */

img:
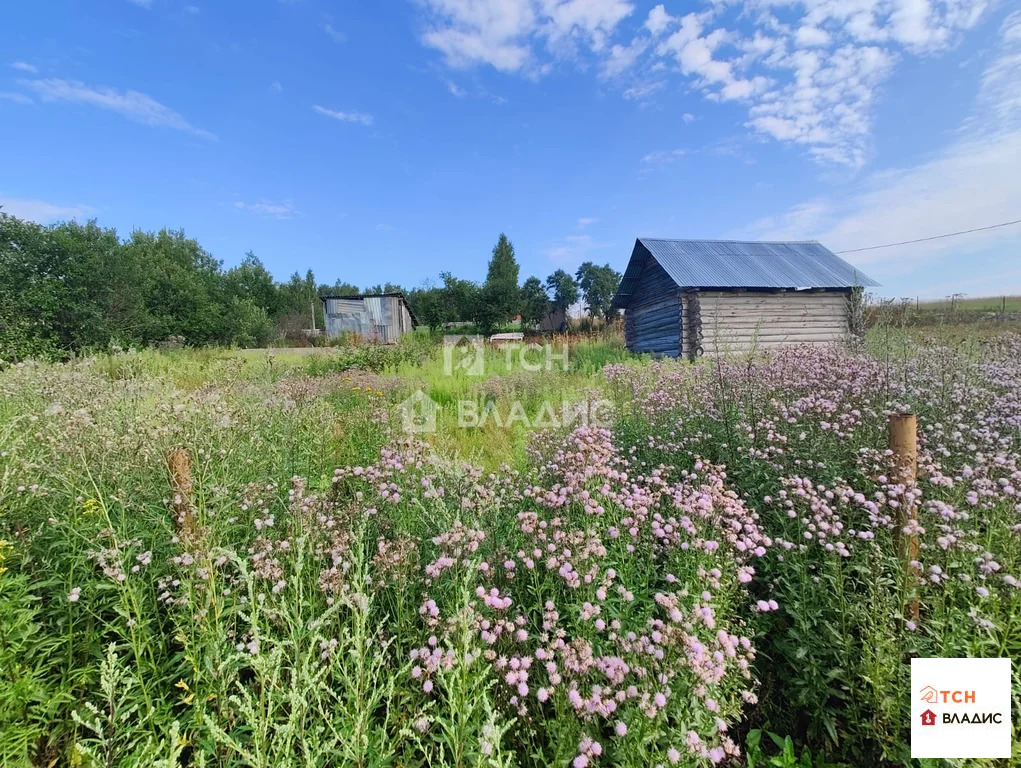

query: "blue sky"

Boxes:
[2, 0, 1019, 299]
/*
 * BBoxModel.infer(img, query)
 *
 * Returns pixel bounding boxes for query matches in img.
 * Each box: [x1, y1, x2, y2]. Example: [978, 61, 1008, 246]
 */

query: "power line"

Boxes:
[834, 217, 1021, 254]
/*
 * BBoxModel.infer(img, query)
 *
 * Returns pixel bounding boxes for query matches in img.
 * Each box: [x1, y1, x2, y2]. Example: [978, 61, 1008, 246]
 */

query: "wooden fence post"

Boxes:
[888, 413, 919, 621]
[168, 447, 196, 544]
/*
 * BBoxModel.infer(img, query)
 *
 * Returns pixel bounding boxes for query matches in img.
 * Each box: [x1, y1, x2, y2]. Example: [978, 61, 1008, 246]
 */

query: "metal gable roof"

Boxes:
[613, 238, 879, 308]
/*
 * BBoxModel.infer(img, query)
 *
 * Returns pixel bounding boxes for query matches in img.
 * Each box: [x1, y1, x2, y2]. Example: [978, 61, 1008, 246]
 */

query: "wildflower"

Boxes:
[68, 587, 81, 602]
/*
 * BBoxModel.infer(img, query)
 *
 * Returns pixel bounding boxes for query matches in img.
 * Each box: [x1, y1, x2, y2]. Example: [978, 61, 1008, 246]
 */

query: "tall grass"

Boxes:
[0, 331, 1019, 766]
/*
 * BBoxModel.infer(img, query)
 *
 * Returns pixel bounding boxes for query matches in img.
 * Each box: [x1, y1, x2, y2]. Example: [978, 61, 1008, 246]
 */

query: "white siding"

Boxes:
[698, 291, 850, 355]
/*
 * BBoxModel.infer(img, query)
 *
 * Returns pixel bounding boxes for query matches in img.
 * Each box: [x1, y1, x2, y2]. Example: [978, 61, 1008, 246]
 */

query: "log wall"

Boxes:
[698, 290, 851, 355]
[624, 258, 682, 357]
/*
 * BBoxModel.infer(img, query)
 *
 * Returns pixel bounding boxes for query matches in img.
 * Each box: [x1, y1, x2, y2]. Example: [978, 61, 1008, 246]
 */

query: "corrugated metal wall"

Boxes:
[323, 296, 409, 342]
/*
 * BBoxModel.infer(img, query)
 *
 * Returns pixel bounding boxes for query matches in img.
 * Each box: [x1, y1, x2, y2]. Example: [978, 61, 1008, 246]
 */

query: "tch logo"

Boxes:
[911, 658, 1011, 759]
[919, 685, 976, 704]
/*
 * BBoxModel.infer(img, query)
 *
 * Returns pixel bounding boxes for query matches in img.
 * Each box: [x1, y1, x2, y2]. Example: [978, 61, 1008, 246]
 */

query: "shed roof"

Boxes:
[320, 292, 418, 326]
[613, 238, 878, 309]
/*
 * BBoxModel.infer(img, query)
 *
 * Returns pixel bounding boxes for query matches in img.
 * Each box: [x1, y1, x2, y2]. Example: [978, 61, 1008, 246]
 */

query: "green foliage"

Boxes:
[575, 262, 621, 321]
[228, 297, 275, 348]
[475, 234, 521, 334]
[519, 277, 551, 330]
[304, 339, 428, 376]
[746, 730, 844, 768]
[545, 269, 579, 315]
[225, 252, 280, 317]
[0, 570, 54, 768]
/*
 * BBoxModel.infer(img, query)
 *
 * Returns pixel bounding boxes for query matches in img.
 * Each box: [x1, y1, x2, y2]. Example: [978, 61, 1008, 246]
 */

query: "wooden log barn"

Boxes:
[611, 238, 878, 358]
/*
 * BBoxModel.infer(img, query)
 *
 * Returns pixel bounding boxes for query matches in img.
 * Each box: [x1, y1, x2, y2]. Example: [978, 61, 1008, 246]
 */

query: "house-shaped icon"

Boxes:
[398, 389, 440, 434]
[919, 685, 938, 703]
[920, 709, 937, 726]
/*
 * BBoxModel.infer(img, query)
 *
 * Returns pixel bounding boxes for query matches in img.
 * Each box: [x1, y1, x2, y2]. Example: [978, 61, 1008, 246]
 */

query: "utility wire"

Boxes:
[835, 217, 1021, 254]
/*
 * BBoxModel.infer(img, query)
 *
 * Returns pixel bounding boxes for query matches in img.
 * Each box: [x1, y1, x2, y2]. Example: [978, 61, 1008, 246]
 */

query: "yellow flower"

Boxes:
[183, 692, 196, 705]
[351, 386, 360, 391]
[175, 679, 191, 692]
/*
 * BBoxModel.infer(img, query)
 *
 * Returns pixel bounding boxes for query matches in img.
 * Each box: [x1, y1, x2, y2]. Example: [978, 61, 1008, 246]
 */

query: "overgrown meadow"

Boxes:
[1, 331, 1019, 767]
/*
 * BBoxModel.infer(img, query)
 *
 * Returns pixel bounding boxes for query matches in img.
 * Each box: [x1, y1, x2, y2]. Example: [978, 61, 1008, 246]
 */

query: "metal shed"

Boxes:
[320, 293, 417, 343]
[612, 238, 878, 358]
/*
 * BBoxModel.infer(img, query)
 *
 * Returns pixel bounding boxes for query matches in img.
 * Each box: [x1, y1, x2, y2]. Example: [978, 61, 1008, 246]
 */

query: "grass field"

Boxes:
[1, 329, 1020, 767]
[913, 295, 1021, 312]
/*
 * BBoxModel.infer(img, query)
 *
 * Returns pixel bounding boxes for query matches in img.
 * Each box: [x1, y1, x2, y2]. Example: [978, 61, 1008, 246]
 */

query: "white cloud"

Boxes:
[414, 0, 994, 168]
[576, 216, 598, 228]
[0, 92, 33, 104]
[233, 200, 296, 219]
[622, 79, 664, 101]
[418, 0, 634, 74]
[19, 78, 216, 140]
[795, 25, 830, 47]
[640, 147, 686, 165]
[744, 11, 1021, 293]
[602, 37, 646, 76]
[323, 23, 346, 43]
[0, 196, 93, 222]
[645, 4, 674, 37]
[270, 81, 283, 93]
[681, 111, 694, 123]
[544, 233, 611, 266]
[313, 104, 373, 125]
[11, 61, 37, 73]
[447, 80, 467, 97]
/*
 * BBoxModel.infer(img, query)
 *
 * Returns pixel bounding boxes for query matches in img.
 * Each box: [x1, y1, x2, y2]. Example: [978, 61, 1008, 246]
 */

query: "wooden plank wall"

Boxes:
[624, 257, 682, 357]
[698, 290, 851, 354]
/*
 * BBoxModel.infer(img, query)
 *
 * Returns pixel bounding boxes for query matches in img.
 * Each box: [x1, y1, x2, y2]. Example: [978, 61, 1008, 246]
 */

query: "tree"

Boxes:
[545, 269, 579, 314]
[476, 233, 520, 332]
[439, 272, 480, 325]
[122, 229, 229, 345]
[321, 280, 360, 298]
[225, 252, 279, 317]
[277, 269, 321, 330]
[575, 262, 622, 321]
[412, 286, 445, 330]
[520, 277, 550, 330]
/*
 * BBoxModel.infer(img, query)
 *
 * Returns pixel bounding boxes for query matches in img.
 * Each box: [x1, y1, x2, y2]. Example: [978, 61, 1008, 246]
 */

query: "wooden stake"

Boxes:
[168, 447, 196, 544]
[888, 413, 919, 621]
